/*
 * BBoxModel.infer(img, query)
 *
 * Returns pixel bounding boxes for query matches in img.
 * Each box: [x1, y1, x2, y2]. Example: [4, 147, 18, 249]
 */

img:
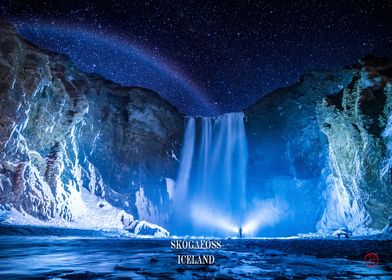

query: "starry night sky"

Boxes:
[1, 1, 392, 116]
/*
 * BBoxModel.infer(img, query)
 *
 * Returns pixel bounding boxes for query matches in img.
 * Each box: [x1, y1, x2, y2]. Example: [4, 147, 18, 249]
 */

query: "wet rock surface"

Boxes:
[317, 56, 392, 230]
[0, 236, 391, 279]
[1, 18, 392, 238]
[244, 65, 357, 235]
[244, 55, 392, 233]
[0, 21, 183, 226]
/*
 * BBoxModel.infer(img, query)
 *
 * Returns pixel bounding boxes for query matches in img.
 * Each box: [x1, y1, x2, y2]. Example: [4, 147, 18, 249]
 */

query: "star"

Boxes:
[0, 1, 391, 116]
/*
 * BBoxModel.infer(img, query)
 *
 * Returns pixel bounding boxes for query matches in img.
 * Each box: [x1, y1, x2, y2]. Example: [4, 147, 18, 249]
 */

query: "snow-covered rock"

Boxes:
[0, 20, 183, 229]
[125, 220, 170, 237]
[0, 189, 135, 230]
[332, 228, 352, 239]
[244, 55, 392, 235]
[380, 215, 392, 239]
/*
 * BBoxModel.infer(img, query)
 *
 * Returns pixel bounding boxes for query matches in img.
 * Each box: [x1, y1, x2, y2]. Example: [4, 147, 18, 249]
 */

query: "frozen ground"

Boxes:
[0, 234, 391, 279]
[0, 191, 134, 230]
[0, 189, 169, 237]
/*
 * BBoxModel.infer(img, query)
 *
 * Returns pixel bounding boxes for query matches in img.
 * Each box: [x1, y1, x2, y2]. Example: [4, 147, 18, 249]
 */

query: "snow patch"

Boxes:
[171, 150, 179, 161]
[1, 188, 134, 230]
[125, 220, 169, 237]
[165, 178, 175, 201]
[135, 186, 160, 223]
[380, 215, 392, 240]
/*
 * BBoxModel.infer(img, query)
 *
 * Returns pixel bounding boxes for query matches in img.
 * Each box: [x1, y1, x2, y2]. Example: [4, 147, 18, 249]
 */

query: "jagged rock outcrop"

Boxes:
[245, 55, 392, 233]
[0, 20, 183, 227]
[381, 215, 392, 239]
[1, 19, 391, 236]
[317, 56, 392, 229]
[125, 220, 169, 237]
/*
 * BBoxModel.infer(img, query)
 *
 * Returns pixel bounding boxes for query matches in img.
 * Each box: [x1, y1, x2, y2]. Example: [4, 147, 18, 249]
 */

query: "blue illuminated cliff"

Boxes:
[0, 21, 182, 235]
[1, 20, 391, 237]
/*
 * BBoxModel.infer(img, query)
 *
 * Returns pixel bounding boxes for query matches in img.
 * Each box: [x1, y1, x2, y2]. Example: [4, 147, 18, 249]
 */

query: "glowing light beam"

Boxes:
[242, 200, 285, 236]
[190, 204, 238, 234]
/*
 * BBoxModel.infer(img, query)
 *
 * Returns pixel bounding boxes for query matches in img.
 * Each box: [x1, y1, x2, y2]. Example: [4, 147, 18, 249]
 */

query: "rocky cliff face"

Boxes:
[1, 19, 391, 236]
[0, 21, 183, 228]
[317, 56, 392, 230]
[245, 56, 392, 233]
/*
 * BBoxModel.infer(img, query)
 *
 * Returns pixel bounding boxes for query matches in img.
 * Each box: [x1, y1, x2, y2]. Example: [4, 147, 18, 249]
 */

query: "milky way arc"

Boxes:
[15, 22, 220, 116]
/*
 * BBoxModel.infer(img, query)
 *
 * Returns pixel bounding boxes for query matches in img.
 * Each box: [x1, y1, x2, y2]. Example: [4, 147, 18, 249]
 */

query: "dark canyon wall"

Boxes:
[245, 56, 392, 232]
[0, 21, 183, 227]
[1, 20, 391, 234]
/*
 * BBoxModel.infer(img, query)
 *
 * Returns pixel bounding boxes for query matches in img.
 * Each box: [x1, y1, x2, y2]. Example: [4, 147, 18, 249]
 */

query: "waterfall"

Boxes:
[173, 117, 195, 208]
[173, 112, 373, 237]
[173, 112, 248, 236]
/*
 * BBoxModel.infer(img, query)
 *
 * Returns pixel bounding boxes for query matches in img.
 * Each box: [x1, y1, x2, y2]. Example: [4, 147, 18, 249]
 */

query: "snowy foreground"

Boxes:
[0, 234, 391, 279]
[0, 189, 169, 238]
